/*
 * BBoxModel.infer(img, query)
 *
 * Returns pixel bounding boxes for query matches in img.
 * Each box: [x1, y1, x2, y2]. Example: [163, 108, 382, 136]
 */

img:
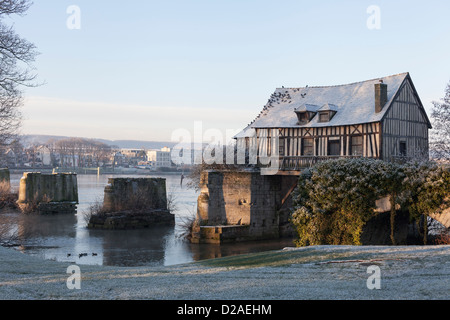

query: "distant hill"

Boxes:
[20, 134, 177, 150]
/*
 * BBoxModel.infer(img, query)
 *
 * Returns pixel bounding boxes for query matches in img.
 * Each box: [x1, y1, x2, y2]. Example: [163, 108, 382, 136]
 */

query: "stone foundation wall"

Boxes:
[193, 170, 298, 244]
[0, 168, 10, 190]
[103, 178, 167, 211]
[88, 177, 174, 230]
[191, 225, 251, 244]
[17, 172, 78, 214]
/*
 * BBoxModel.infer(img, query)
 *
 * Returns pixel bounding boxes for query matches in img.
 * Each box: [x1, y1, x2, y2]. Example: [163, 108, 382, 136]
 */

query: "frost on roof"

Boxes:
[318, 103, 339, 112]
[295, 104, 320, 113]
[238, 73, 409, 133]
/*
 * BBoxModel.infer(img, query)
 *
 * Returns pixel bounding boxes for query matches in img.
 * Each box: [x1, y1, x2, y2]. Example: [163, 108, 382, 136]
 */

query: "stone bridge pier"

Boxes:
[192, 169, 298, 244]
[17, 172, 78, 214]
[88, 177, 174, 230]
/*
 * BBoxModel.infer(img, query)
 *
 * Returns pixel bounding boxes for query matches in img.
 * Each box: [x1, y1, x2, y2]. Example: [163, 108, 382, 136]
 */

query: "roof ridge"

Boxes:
[276, 72, 409, 90]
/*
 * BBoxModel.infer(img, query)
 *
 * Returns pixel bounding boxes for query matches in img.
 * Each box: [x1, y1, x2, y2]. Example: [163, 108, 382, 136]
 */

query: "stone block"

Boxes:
[17, 172, 78, 214]
[103, 177, 167, 212]
[88, 178, 174, 230]
[193, 169, 297, 244]
[0, 168, 10, 190]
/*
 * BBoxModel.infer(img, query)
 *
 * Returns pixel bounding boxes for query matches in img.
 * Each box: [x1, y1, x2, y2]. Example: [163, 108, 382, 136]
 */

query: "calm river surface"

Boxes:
[2, 173, 294, 267]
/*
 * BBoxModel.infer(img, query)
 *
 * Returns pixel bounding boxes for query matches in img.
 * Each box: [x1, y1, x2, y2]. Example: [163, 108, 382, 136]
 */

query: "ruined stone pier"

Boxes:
[103, 177, 168, 212]
[191, 169, 298, 244]
[88, 177, 174, 230]
[0, 169, 10, 190]
[17, 172, 78, 214]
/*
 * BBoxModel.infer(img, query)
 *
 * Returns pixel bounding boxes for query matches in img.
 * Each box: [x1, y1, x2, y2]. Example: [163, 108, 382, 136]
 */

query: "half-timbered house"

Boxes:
[235, 72, 431, 174]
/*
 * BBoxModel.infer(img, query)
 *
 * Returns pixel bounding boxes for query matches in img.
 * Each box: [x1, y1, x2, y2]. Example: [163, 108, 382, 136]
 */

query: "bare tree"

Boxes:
[0, 1, 31, 15]
[430, 81, 450, 161]
[54, 138, 112, 168]
[91, 140, 112, 167]
[28, 142, 38, 168]
[186, 143, 246, 191]
[0, 0, 38, 153]
[46, 138, 59, 166]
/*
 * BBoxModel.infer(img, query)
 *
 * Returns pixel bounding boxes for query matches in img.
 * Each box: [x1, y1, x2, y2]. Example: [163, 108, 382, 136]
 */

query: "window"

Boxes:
[296, 110, 318, 124]
[302, 138, 314, 156]
[328, 140, 340, 156]
[399, 141, 407, 157]
[319, 112, 329, 122]
[300, 112, 308, 122]
[279, 138, 285, 156]
[296, 112, 310, 124]
[351, 136, 363, 156]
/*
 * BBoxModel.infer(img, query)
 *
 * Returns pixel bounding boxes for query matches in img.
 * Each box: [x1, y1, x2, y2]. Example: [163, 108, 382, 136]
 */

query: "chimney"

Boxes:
[375, 81, 388, 113]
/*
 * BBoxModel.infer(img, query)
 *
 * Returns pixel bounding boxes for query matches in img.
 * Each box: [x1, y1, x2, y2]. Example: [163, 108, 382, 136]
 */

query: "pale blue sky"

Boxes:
[9, 0, 450, 141]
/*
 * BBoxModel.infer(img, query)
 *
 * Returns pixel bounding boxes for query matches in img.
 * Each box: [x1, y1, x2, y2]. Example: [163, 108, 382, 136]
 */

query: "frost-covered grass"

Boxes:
[0, 245, 448, 300]
[197, 247, 332, 268]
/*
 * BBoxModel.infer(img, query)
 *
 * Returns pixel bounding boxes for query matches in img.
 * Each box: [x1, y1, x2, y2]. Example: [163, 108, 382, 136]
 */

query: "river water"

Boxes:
[1, 173, 294, 267]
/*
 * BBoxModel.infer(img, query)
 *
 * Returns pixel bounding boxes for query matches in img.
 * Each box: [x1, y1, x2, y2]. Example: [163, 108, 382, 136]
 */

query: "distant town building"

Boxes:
[120, 148, 144, 158]
[35, 146, 52, 166]
[58, 154, 79, 168]
[146, 147, 172, 168]
[3, 149, 17, 168]
[111, 151, 126, 167]
[120, 148, 146, 165]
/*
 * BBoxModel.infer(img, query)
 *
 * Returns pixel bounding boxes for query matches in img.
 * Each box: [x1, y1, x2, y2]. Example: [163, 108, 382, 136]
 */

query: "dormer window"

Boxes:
[294, 104, 319, 125]
[299, 112, 309, 122]
[319, 112, 330, 122]
[317, 104, 338, 123]
[297, 111, 315, 124]
[296, 111, 316, 124]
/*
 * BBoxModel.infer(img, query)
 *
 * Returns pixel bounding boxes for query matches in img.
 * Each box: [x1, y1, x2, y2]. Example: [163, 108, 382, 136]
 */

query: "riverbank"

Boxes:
[0, 244, 448, 300]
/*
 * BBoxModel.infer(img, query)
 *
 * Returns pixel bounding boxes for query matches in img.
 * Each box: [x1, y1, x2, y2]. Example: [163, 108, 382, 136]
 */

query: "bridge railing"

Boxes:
[278, 156, 364, 171]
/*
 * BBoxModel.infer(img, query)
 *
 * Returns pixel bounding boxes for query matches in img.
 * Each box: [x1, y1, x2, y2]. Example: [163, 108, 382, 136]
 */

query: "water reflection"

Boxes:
[188, 238, 296, 261]
[1, 173, 294, 267]
[87, 227, 174, 267]
[17, 214, 77, 239]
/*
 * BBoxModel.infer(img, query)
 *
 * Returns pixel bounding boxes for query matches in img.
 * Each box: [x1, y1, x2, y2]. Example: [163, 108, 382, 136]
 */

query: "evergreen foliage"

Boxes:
[290, 158, 450, 246]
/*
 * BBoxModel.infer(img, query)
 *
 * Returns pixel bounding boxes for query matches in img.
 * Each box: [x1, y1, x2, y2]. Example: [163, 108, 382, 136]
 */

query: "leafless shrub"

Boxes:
[0, 214, 19, 247]
[166, 187, 178, 214]
[0, 181, 18, 210]
[430, 81, 450, 161]
[111, 188, 159, 213]
[186, 143, 247, 191]
[83, 198, 107, 225]
[0, 181, 10, 194]
[433, 228, 450, 245]
[19, 200, 38, 214]
[19, 192, 52, 214]
[177, 208, 197, 241]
